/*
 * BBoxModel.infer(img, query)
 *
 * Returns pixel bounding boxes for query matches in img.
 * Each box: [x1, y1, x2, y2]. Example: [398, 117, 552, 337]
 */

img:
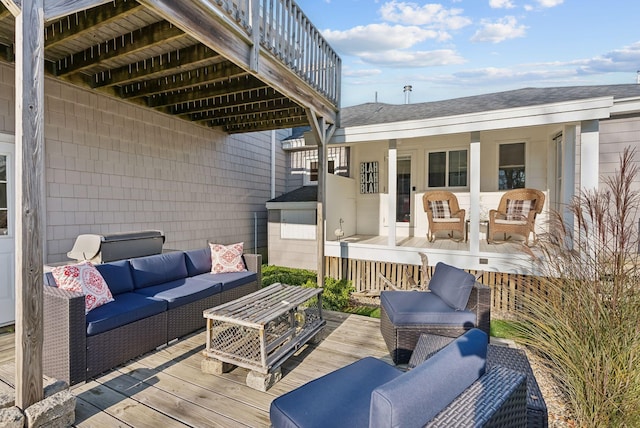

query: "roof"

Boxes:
[268, 186, 317, 203]
[340, 85, 640, 128]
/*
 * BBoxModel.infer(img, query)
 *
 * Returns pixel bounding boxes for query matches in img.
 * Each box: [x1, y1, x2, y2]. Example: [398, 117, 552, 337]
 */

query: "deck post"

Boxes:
[13, 0, 46, 409]
[306, 109, 335, 286]
[469, 132, 481, 254]
[387, 140, 397, 247]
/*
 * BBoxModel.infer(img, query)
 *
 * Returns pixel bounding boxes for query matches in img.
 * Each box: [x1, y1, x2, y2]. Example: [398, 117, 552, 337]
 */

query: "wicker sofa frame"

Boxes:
[43, 252, 261, 386]
[380, 281, 491, 364]
[409, 333, 549, 428]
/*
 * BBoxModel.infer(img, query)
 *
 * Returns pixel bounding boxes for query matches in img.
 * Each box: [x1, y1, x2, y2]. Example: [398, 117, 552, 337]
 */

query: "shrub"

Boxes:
[514, 147, 640, 427]
[261, 265, 316, 287]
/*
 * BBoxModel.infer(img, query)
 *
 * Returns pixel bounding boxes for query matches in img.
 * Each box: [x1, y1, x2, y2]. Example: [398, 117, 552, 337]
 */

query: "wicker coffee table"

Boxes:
[201, 282, 325, 391]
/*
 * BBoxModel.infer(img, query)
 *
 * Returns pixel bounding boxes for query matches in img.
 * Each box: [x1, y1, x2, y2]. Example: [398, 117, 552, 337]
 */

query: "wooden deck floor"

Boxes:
[0, 311, 390, 427]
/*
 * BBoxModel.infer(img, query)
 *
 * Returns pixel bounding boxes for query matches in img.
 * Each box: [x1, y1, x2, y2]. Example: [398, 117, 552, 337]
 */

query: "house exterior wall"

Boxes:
[0, 61, 289, 263]
[599, 116, 640, 190]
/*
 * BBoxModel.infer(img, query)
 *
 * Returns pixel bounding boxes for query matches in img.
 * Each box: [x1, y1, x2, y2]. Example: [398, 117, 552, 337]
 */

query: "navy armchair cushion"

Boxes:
[380, 291, 476, 326]
[428, 262, 475, 310]
[270, 357, 402, 428]
[184, 248, 212, 276]
[86, 292, 167, 336]
[369, 328, 488, 427]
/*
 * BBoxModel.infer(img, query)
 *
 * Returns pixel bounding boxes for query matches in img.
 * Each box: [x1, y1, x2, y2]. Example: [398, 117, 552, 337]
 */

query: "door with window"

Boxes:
[0, 141, 14, 326]
[396, 155, 412, 223]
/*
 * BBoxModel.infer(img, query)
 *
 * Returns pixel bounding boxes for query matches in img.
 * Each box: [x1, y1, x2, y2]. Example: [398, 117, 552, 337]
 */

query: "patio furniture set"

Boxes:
[42, 246, 261, 386]
[424, 187, 545, 245]
[270, 261, 548, 427]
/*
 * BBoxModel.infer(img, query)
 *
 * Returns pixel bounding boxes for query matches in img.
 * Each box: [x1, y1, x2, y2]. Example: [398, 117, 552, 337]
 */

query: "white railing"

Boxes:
[214, 0, 341, 106]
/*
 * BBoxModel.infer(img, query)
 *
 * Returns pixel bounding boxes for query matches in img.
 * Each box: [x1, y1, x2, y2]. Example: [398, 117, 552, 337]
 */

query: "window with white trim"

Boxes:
[308, 160, 335, 183]
[427, 149, 468, 188]
[498, 142, 525, 190]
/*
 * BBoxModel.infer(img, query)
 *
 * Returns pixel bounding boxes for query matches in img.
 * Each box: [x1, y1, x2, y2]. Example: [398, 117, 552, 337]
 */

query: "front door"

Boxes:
[0, 139, 14, 326]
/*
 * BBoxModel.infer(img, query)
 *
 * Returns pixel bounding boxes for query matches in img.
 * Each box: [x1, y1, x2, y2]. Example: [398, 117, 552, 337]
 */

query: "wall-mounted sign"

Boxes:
[360, 161, 379, 194]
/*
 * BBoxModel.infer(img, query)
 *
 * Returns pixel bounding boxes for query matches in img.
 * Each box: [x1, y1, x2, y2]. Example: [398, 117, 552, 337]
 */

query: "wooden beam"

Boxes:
[187, 98, 299, 122]
[94, 44, 222, 89]
[44, 0, 143, 49]
[169, 87, 285, 115]
[44, 0, 112, 22]
[223, 116, 310, 134]
[54, 19, 187, 76]
[148, 75, 268, 108]
[208, 108, 306, 128]
[121, 63, 248, 99]
[0, 0, 20, 16]
[137, 0, 338, 125]
[14, 0, 45, 409]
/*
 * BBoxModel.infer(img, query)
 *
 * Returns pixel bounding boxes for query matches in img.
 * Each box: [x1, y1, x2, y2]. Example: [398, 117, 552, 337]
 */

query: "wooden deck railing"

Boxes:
[214, 0, 341, 106]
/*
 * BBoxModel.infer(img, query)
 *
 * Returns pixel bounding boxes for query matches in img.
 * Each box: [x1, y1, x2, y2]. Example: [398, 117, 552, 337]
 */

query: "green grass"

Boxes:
[345, 306, 381, 318]
[490, 319, 520, 339]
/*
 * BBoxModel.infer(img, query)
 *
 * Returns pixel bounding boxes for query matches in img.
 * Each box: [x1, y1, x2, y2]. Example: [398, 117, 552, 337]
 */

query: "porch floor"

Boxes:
[0, 311, 391, 427]
[336, 234, 529, 255]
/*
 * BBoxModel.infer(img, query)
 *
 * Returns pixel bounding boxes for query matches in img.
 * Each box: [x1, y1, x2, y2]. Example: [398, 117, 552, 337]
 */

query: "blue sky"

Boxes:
[295, 0, 640, 107]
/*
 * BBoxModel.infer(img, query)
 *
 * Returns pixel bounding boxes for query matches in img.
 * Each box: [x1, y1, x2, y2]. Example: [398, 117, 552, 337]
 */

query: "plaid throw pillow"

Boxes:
[429, 200, 451, 219]
[506, 199, 535, 221]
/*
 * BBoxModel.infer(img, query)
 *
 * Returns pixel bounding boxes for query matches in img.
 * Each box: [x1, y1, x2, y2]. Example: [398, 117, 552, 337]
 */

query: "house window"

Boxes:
[427, 150, 467, 188]
[309, 160, 335, 183]
[499, 143, 525, 190]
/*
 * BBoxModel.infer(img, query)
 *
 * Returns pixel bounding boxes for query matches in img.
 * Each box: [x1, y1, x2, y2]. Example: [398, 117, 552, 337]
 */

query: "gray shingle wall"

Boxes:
[0, 61, 288, 263]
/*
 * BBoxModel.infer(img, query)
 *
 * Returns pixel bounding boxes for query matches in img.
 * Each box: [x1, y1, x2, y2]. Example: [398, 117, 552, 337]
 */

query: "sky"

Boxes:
[294, 0, 640, 107]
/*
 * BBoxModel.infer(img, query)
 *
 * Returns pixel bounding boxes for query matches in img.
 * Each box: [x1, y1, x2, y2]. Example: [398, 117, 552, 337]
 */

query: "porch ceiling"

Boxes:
[0, 0, 340, 134]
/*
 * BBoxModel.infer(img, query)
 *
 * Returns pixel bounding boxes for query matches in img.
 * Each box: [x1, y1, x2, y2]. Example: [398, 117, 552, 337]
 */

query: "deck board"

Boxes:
[0, 311, 388, 427]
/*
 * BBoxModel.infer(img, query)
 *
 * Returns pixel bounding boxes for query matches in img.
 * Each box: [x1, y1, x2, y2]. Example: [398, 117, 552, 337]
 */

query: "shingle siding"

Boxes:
[0, 61, 288, 263]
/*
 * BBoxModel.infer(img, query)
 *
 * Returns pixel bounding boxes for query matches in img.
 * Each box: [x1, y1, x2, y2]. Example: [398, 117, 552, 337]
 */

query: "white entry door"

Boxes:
[0, 139, 14, 326]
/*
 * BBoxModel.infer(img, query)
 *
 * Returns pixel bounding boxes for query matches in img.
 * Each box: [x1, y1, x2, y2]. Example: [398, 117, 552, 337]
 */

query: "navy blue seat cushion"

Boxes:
[270, 357, 402, 428]
[192, 271, 257, 292]
[370, 328, 488, 427]
[184, 248, 212, 276]
[134, 277, 222, 309]
[86, 292, 167, 336]
[129, 252, 188, 289]
[426, 262, 476, 310]
[95, 260, 135, 295]
[380, 290, 476, 326]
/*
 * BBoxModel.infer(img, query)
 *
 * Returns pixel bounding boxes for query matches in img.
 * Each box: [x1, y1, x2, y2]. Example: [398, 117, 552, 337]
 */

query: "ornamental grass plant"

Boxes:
[515, 147, 640, 427]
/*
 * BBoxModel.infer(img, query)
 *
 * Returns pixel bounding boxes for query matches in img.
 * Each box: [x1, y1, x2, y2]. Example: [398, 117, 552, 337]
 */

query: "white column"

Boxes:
[563, 125, 576, 233]
[388, 140, 397, 247]
[580, 120, 599, 191]
[469, 132, 481, 254]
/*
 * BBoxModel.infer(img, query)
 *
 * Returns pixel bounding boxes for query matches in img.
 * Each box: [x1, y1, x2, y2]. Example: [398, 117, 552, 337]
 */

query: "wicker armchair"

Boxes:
[423, 191, 466, 242]
[488, 188, 545, 246]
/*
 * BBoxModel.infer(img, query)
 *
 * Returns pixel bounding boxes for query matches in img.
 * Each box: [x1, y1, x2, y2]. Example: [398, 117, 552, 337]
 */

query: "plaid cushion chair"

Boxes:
[422, 191, 466, 242]
[488, 188, 545, 246]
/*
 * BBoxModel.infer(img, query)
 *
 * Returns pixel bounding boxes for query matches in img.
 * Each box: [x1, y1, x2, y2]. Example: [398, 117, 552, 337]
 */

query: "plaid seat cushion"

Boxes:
[429, 200, 451, 219]
[505, 199, 535, 221]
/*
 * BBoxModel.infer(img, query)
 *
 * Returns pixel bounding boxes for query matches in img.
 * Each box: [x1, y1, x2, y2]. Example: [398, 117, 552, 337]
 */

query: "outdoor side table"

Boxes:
[202, 282, 325, 391]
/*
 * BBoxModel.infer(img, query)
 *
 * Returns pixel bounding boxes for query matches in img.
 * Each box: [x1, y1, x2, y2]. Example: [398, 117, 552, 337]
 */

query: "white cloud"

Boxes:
[358, 49, 466, 67]
[343, 68, 383, 78]
[379, 1, 472, 30]
[323, 23, 439, 55]
[537, 0, 563, 7]
[574, 41, 640, 74]
[470, 16, 527, 43]
[489, 0, 515, 8]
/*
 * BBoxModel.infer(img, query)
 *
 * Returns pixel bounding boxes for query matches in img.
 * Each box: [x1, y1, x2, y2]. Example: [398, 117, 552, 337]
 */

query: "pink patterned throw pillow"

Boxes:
[51, 261, 114, 314]
[210, 242, 247, 273]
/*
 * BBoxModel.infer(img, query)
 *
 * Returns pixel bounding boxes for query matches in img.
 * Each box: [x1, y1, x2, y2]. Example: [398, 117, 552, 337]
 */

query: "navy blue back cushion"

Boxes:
[95, 260, 135, 295]
[184, 248, 211, 276]
[369, 328, 487, 427]
[129, 252, 188, 289]
[428, 262, 476, 310]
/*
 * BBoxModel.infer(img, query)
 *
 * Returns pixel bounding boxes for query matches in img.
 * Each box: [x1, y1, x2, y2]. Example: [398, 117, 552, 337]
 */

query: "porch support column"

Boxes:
[387, 140, 397, 247]
[563, 125, 577, 238]
[469, 132, 481, 254]
[580, 120, 599, 191]
[306, 108, 335, 287]
[13, 0, 46, 409]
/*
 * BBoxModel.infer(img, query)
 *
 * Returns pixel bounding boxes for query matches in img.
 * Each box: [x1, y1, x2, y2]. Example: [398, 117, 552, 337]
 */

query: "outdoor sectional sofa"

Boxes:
[43, 248, 261, 386]
[270, 329, 528, 427]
